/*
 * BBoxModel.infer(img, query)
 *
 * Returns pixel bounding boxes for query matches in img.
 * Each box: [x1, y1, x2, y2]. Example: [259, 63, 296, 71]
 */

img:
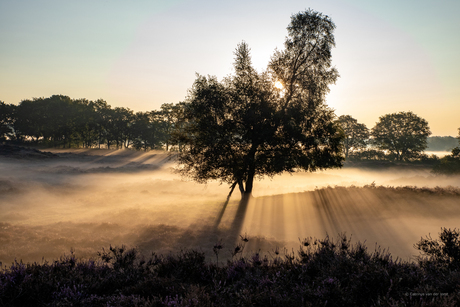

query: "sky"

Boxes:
[1, 0, 459, 136]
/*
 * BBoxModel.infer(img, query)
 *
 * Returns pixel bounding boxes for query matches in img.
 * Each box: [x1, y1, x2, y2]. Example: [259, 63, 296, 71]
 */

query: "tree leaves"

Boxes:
[177, 10, 344, 196]
[371, 111, 431, 161]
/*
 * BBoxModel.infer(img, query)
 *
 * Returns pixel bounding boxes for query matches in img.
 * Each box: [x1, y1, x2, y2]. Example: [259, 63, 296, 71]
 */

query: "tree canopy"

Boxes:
[0, 95, 185, 150]
[0, 101, 14, 141]
[177, 10, 344, 198]
[338, 115, 369, 158]
[371, 111, 431, 161]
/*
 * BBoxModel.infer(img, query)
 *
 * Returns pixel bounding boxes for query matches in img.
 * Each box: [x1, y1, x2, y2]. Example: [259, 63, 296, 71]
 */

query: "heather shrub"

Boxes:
[1, 232, 460, 306]
[415, 228, 460, 270]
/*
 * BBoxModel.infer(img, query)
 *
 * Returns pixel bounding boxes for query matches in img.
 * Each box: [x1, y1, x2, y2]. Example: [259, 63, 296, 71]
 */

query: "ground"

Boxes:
[1, 147, 460, 266]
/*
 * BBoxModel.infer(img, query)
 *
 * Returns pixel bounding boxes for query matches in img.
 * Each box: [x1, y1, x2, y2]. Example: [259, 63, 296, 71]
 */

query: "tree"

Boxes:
[178, 10, 344, 198]
[338, 115, 369, 158]
[131, 111, 165, 151]
[371, 111, 431, 161]
[432, 127, 460, 174]
[454, 128, 460, 158]
[92, 99, 111, 148]
[45, 95, 78, 148]
[0, 101, 15, 141]
[168, 102, 189, 152]
[158, 103, 176, 151]
[110, 107, 134, 149]
[72, 99, 100, 148]
[13, 98, 46, 142]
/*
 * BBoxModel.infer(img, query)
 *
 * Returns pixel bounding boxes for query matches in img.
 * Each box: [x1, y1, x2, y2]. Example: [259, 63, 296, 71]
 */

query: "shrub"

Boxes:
[1, 233, 460, 306]
[432, 152, 460, 175]
[415, 228, 460, 270]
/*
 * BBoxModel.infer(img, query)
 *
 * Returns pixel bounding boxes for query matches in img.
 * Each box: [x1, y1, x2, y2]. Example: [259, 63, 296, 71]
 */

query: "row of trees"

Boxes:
[0, 96, 188, 151]
[0, 97, 454, 164]
[338, 111, 433, 161]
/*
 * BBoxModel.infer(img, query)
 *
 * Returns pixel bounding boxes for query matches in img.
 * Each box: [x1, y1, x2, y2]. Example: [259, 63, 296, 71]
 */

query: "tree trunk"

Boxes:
[244, 169, 255, 195]
[345, 137, 349, 158]
[242, 144, 257, 197]
[238, 180, 245, 197]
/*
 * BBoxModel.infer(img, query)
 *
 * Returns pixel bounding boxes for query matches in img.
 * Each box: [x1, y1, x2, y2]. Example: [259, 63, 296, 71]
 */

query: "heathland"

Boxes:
[1, 147, 460, 305]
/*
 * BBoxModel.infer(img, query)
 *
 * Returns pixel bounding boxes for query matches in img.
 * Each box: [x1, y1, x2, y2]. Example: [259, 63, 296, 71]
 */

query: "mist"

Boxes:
[1, 149, 460, 266]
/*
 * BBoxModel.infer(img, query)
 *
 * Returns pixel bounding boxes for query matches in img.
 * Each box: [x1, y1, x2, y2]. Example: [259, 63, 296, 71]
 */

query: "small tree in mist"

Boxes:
[451, 128, 460, 159]
[337, 115, 369, 158]
[371, 111, 431, 161]
[177, 9, 344, 198]
[432, 127, 460, 174]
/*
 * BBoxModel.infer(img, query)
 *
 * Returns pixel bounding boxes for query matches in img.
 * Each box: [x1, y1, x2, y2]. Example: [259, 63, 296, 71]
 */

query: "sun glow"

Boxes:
[274, 81, 284, 90]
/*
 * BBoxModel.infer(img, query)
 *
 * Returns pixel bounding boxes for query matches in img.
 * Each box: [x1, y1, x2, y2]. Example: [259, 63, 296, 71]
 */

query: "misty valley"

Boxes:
[1, 148, 459, 266]
[1, 5, 460, 305]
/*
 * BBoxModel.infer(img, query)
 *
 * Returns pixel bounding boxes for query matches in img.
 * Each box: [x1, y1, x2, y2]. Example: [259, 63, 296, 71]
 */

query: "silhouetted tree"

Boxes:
[13, 98, 46, 142]
[111, 107, 134, 149]
[338, 115, 369, 158]
[0, 101, 15, 141]
[371, 111, 431, 161]
[169, 102, 189, 152]
[158, 103, 175, 151]
[454, 129, 460, 158]
[131, 111, 165, 150]
[432, 128, 460, 174]
[158, 102, 189, 151]
[98, 106, 119, 149]
[72, 99, 100, 148]
[91, 99, 111, 148]
[46, 95, 78, 148]
[178, 10, 344, 198]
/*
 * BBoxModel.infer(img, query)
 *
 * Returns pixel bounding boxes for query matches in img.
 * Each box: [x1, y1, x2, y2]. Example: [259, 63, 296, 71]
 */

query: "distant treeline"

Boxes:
[0, 95, 186, 151]
[1, 96, 459, 162]
[427, 136, 459, 151]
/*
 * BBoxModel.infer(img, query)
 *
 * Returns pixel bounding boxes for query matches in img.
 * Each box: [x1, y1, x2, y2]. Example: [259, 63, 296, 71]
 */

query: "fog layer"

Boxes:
[1, 149, 459, 265]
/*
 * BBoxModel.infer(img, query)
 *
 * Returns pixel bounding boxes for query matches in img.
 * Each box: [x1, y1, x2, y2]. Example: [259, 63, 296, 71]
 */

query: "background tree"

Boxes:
[158, 103, 176, 151]
[169, 101, 189, 152]
[0, 101, 15, 141]
[13, 98, 46, 142]
[338, 115, 369, 158]
[371, 111, 431, 161]
[72, 99, 100, 148]
[178, 10, 344, 198]
[432, 128, 460, 174]
[454, 128, 460, 158]
[111, 107, 134, 149]
[91, 99, 111, 148]
[131, 111, 165, 151]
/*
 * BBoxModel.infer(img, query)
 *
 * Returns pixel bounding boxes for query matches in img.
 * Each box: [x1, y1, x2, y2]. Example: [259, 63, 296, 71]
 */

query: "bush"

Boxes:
[432, 149, 460, 174]
[1, 233, 460, 306]
[415, 228, 460, 270]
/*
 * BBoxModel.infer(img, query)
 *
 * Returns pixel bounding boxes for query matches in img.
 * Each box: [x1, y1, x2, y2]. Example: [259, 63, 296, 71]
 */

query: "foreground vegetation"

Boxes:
[1, 229, 459, 306]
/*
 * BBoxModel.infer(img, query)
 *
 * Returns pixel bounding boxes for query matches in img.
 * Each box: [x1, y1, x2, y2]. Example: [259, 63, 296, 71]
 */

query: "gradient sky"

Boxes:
[1, 0, 459, 136]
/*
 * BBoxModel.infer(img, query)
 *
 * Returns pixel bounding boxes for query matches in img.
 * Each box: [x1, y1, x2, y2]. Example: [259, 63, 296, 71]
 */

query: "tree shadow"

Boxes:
[166, 193, 252, 262]
[228, 194, 250, 234]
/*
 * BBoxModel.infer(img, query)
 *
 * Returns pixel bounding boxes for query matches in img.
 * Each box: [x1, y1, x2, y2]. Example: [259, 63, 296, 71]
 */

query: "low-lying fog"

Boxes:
[1, 149, 460, 266]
